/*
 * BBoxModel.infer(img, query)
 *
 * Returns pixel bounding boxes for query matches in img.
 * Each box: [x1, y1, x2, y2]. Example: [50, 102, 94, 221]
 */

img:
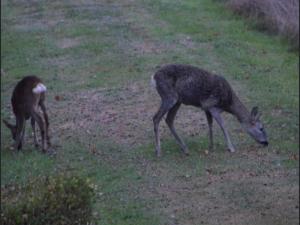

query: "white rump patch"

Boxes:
[32, 83, 47, 94]
[150, 75, 157, 88]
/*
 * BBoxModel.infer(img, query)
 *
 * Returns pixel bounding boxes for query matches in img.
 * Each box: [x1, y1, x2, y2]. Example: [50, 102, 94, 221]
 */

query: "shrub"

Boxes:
[221, 0, 299, 50]
[1, 173, 97, 225]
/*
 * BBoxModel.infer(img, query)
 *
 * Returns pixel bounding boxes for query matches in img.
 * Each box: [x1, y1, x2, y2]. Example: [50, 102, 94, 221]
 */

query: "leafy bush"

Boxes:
[1, 173, 97, 225]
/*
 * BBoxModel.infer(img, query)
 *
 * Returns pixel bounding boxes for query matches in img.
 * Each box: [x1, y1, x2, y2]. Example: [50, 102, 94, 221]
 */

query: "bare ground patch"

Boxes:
[56, 37, 82, 49]
[49, 81, 208, 147]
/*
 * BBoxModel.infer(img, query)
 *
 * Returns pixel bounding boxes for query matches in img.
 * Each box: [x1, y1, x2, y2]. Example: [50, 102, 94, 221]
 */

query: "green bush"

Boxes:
[1, 173, 97, 225]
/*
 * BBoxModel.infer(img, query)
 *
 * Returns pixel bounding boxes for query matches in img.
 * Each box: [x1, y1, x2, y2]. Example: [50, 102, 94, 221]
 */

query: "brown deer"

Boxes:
[3, 76, 51, 152]
[152, 64, 268, 157]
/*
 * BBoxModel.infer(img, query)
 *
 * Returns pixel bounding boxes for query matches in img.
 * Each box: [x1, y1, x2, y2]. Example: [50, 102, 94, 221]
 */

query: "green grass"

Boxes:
[1, 0, 298, 224]
[1, 150, 55, 186]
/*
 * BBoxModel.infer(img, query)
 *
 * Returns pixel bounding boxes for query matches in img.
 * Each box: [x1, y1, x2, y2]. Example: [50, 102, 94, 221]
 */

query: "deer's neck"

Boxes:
[229, 94, 251, 124]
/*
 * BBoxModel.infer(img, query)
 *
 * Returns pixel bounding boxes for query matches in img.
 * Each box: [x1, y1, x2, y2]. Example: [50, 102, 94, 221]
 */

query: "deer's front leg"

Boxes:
[209, 108, 235, 152]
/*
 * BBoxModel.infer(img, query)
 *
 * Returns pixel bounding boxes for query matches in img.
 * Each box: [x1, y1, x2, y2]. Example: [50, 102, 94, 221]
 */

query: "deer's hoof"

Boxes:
[47, 148, 56, 156]
[155, 150, 161, 157]
[228, 148, 236, 153]
[184, 150, 190, 156]
[182, 147, 189, 156]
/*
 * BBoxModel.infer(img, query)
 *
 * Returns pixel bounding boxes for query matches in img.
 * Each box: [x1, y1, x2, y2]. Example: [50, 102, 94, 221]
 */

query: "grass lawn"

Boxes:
[1, 0, 299, 224]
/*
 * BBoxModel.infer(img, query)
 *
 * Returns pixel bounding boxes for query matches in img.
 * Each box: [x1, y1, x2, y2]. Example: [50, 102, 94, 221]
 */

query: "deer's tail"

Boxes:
[150, 75, 157, 89]
[32, 83, 47, 94]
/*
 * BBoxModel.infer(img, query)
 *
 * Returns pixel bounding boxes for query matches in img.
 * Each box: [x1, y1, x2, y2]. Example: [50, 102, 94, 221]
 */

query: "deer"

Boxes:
[3, 76, 51, 153]
[151, 64, 268, 157]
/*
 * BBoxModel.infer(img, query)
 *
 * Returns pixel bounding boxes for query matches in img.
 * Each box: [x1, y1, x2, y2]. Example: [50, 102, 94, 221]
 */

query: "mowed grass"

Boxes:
[1, 0, 299, 224]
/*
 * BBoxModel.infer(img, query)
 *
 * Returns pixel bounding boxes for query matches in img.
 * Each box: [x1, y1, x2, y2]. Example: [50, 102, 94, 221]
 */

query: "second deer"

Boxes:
[152, 64, 268, 157]
[3, 76, 51, 153]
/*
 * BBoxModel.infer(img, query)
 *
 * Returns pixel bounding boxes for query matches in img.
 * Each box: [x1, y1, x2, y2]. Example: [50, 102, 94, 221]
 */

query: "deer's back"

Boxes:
[154, 64, 233, 110]
[12, 76, 44, 118]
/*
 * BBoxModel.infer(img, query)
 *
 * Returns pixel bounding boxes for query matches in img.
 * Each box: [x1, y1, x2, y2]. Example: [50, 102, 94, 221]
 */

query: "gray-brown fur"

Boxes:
[3, 76, 51, 152]
[152, 64, 268, 157]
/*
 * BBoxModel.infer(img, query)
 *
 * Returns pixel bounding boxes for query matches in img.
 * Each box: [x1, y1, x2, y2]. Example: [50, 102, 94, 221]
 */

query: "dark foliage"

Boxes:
[1, 173, 97, 225]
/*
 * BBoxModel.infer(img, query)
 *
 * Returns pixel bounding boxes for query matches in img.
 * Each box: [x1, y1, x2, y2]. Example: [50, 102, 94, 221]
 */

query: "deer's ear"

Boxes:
[3, 119, 14, 130]
[251, 107, 260, 121]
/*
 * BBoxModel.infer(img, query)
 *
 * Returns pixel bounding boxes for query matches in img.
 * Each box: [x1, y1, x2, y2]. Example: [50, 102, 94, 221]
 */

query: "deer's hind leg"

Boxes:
[153, 81, 179, 157]
[15, 115, 25, 150]
[165, 102, 189, 155]
[40, 101, 51, 147]
[31, 118, 39, 148]
[153, 99, 178, 157]
[31, 110, 46, 153]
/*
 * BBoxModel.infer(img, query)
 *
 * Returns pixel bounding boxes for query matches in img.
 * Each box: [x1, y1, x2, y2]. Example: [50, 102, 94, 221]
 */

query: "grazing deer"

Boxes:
[3, 76, 51, 152]
[152, 64, 268, 157]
